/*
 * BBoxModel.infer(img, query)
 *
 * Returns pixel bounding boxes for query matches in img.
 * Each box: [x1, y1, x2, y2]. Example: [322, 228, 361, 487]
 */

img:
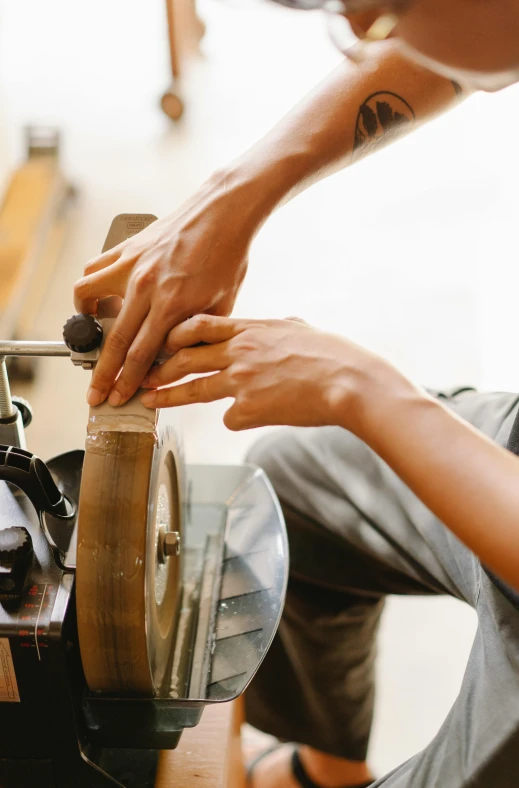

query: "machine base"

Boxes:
[0, 457, 287, 788]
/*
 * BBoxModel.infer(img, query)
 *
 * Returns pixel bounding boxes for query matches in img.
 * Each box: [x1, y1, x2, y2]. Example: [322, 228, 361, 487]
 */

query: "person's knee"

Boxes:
[245, 428, 319, 510]
[246, 429, 319, 565]
[245, 429, 292, 493]
[246, 425, 358, 507]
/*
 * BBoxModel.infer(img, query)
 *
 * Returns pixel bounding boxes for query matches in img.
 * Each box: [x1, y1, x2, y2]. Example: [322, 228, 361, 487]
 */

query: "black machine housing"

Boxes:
[0, 446, 288, 787]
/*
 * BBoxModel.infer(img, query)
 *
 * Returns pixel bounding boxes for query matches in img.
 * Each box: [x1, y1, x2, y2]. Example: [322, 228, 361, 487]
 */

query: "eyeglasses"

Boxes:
[268, 0, 519, 92]
[266, 0, 404, 55]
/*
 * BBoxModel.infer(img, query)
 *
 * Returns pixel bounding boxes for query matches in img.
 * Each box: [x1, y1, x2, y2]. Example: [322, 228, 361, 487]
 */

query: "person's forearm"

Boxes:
[347, 367, 519, 592]
[224, 40, 464, 225]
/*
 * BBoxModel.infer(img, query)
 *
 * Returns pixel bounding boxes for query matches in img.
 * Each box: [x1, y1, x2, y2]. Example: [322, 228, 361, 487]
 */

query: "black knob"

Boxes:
[0, 527, 33, 601]
[63, 314, 103, 353]
[0, 527, 32, 565]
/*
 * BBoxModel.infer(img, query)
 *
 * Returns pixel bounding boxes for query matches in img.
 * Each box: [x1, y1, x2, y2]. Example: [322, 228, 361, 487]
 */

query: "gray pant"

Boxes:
[244, 388, 519, 787]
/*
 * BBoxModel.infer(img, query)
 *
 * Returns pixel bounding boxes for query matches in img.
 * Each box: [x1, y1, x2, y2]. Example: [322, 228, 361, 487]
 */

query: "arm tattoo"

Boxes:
[353, 91, 415, 158]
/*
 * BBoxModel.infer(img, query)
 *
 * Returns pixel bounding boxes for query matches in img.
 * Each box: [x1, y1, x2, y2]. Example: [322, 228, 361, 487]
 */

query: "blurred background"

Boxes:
[1, 0, 518, 777]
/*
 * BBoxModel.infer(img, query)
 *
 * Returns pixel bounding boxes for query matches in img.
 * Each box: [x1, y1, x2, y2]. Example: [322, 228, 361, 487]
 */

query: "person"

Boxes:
[73, 1, 519, 785]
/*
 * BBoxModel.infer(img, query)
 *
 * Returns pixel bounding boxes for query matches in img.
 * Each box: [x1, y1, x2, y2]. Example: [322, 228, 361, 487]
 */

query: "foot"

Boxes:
[249, 744, 374, 788]
[248, 744, 298, 788]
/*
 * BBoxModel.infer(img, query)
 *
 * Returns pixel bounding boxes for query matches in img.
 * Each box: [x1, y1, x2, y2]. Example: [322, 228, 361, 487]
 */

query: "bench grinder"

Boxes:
[0, 215, 288, 788]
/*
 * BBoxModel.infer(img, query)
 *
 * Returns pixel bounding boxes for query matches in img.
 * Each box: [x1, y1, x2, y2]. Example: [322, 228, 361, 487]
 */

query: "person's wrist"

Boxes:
[203, 163, 276, 237]
[219, 143, 311, 229]
[327, 354, 420, 439]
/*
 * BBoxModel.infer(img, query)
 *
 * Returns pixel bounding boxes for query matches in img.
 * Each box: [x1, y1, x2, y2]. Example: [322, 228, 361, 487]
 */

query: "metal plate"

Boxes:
[145, 424, 184, 693]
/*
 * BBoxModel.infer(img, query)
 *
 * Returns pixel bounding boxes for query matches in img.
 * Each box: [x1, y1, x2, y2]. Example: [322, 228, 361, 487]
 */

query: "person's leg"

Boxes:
[369, 571, 519, 787]
[246, 502, 388, 786]
[245, 427, 458, 788]
[245, 388, 519, 787]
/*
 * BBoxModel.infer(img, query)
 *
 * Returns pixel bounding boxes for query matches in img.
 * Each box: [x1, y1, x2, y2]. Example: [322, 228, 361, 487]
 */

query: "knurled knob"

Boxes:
[0, 527, 32, 564]
[63, 314, 103, 353]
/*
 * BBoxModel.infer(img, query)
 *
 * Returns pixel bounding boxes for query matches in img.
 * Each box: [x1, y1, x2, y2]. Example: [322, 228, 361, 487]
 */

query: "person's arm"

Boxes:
[227, 40, 462, 213]
[74, 40, 463, 409]
[140, 315, 519, 593]
[351, 367, 519, 593]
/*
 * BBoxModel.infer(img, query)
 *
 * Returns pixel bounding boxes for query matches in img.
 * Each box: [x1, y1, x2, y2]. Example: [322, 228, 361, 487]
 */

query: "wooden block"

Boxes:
[0, 157, 70, 337]
[156, 698, 246, 788]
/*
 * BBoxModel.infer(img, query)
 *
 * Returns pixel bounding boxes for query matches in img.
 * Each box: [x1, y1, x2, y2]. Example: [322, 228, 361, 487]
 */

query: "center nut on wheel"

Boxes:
[158, 528, 181, 563]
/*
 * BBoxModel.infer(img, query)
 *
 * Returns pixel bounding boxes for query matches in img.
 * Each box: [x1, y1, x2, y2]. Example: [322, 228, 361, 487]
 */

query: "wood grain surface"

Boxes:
[0, 158, 68, 336]
[157, 698, 246, 788]
[77, 430, 157, 694]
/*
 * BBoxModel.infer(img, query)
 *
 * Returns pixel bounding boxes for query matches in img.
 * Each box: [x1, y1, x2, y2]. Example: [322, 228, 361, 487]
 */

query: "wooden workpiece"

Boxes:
[0, 148, 71, 342]
[157, 698, 246, 788]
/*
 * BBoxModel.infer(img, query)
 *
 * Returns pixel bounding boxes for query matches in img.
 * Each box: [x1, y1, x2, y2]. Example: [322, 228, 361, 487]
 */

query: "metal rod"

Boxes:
[0, 357, 15, 419]
[0, 341, 70, 358]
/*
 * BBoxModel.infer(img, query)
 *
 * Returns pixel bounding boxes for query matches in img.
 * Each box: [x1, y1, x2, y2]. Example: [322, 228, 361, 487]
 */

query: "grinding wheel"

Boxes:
[76, 404, 184, 696]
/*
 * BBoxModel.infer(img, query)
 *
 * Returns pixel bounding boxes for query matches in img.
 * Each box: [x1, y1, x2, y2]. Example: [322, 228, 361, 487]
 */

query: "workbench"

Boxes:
[157, 699, 246, 788]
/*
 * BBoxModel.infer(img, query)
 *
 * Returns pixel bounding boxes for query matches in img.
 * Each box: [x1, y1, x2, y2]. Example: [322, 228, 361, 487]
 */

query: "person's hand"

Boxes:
[139, 314, 390, 432]
[74, 171, 261, 407]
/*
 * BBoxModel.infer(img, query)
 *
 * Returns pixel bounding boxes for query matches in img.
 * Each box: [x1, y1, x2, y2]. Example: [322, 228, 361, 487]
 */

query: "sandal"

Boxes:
[247, 744, 281, 784]
[247, 745, 374, 788]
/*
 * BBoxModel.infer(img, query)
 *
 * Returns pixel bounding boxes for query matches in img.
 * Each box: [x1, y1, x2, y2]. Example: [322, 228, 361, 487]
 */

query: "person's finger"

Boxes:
[97, 296, 123, 319]
[82, 246, 121, 277]
[73, 261, 129, 314]
[106, 310, 170, 406]
[143, 343, 231, 389]
[141, 371, 232, 409]
[87, 296, 150, 406]
[74, 250, 121, 315]
[223, 400, 255, 432]
[165, 314, 244, 354]
[284, 316, 308, 324]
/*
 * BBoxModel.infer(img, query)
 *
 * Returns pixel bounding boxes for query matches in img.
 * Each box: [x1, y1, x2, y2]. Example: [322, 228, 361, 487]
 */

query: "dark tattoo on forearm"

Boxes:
[353, 91, 415, 158]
